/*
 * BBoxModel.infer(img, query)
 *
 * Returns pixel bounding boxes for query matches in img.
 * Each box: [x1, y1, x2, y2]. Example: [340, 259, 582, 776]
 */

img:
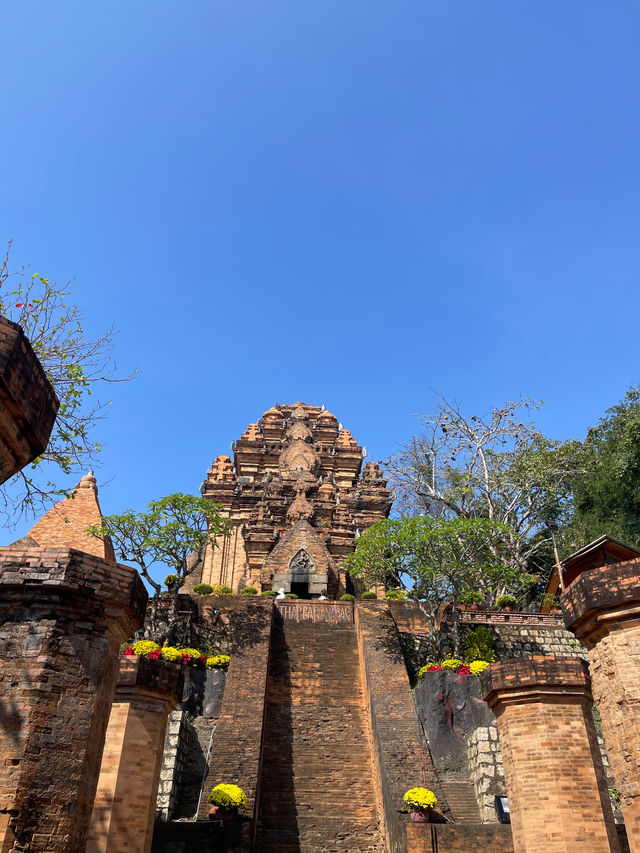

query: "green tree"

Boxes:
[386, 395, 584, 575]
[566, 386, 640, 549]
[88, 493, 231, 640]
[0, 243, 136, 523]
[343, 516, 533, 654]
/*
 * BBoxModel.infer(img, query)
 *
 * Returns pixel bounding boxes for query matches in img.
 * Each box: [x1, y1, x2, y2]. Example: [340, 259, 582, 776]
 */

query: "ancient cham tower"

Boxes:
[187, 401, 392, 598]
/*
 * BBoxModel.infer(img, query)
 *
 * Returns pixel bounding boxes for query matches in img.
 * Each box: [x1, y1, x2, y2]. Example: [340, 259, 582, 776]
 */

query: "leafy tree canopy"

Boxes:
[385, 395, 584, 576]
[566, 385, 640, 549]
[88, 493, 231, 640]
[343, 515, 535, 653]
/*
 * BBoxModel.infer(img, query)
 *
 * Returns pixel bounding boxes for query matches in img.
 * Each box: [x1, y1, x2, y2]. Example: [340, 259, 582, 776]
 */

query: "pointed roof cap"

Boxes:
[27, 470, 115, 562]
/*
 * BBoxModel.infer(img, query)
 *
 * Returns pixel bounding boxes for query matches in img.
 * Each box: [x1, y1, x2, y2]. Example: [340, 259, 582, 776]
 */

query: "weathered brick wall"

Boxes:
[0, 547, 147, 853]
[467, 723, 621, 828]
[563, 559, 640, 853]
[481, 657, 620, 853]
[467, 725, 505, 823]
[355, 601, 442, 853]
[195, 598, 273, 823]
[87, 656, 183, 853]
[0, 315, 58, 485]
[406, 822, 514, 853]
[156, 711, 197, 820]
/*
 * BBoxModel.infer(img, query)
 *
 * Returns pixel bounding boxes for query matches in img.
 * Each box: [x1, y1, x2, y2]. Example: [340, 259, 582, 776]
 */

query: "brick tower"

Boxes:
[189, 402, 392, 598]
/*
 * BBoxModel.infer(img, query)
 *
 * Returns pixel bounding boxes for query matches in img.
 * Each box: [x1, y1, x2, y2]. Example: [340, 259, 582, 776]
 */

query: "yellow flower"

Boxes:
[403, 787, 438, 811]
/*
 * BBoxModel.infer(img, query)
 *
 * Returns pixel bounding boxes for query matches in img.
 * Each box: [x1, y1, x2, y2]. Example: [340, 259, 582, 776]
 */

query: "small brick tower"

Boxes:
[189, 402, 392, 598]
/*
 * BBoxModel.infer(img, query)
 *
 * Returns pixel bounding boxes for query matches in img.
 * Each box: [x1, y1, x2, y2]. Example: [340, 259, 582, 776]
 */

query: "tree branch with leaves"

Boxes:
[385, 395, 585, 576]
[0, 242, 137, 524]
[88, 493, 231, 640]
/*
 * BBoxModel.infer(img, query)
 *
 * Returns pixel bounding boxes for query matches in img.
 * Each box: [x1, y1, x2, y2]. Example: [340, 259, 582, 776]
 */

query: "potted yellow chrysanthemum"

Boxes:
[208, 783, 247, 822]
[403, 787, 440, 823]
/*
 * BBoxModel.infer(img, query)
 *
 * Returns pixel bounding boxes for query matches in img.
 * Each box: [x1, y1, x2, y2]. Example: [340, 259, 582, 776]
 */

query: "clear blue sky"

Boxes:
[1, 0, 639, 544]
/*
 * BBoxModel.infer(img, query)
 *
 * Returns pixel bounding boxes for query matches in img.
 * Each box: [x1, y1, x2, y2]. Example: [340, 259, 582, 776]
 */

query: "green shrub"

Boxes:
[459, 590, 483, 606]
[496, 594, 517, 609]
[164, 574, 178, 588]
[241, 586, 258, 596]
[385, 589, 407, 601]
[212, 584, 234, 595]
[193, 583, 214, 595]
[261, 590, 277, 597]
[284, 593, 299, 599]
[463, 626, 496, 663]
[340, 593, 355, 601]
[361, 591, 378, 600]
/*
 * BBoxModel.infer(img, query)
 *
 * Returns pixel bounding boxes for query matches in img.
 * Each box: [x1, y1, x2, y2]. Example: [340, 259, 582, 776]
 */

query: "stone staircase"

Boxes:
[437, 778, 481, 824]
[256, 616, 385, 853]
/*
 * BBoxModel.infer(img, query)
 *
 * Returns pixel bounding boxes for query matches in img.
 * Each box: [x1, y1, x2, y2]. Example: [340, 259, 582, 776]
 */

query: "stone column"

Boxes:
[0, 547, 147, 853]
[562, 558, 640, 853]
[86, 656, 184, 853]
[480, 657, 620, 853]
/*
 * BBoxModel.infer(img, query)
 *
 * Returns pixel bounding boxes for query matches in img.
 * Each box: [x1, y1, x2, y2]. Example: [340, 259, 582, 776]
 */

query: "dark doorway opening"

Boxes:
[290, 581, 309, 599]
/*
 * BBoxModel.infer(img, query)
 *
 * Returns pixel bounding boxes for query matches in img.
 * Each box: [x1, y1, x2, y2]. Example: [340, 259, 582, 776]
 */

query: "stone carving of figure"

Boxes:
[289, 549, 313, 573]
[276, 587, 286, 599]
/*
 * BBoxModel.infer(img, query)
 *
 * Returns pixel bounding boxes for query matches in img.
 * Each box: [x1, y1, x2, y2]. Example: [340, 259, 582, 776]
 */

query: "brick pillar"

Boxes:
[0, 547, 147, 853]
[86, 656, 184, 853]
[480, 657, 620, 853]
[562, 558, 640, 853]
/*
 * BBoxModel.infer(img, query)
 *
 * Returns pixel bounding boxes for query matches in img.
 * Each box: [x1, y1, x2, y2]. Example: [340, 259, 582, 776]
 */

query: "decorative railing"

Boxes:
[450, 610, 565, 627]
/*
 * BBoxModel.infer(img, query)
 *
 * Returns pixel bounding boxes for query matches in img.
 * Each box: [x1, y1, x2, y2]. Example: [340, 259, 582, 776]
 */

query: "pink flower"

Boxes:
[122, 647, 134, 655]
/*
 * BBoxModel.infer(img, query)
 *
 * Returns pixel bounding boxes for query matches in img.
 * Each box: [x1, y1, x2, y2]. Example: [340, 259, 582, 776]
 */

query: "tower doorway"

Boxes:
[290, 581, 310, 599]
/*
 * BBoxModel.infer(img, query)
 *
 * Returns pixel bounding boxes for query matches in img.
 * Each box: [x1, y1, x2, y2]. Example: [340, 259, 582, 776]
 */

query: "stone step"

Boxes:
[438, 780, 481, 823]
[256, 622, 384, 852]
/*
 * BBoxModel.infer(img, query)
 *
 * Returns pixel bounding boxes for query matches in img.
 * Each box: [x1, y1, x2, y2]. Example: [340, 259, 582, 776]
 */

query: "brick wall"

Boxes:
[355, 601, 442, 853]
[156, 711, 198, 820]
[0, 547, 147, 852]
[481, 657, 620, 853]
[195, 598, 273, 825]
[562, 559, 640, 853]
[467, 725, 505, 822]
[87, 656, 183, 853]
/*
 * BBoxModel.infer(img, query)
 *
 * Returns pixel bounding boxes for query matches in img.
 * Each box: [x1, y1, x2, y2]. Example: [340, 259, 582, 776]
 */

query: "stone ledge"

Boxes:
[562, 558, 640, 646]
[480, 656, 592, 713]
[117, 655, 185, 701]
[0, 547, 147, 622]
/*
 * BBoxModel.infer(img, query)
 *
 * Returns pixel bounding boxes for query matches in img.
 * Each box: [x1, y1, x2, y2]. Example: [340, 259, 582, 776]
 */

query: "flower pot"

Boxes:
[410, 808, 440, 823]
[209, 806, 235, 823]
[501, 606, 514, 613]
[468, 603, 480, 611]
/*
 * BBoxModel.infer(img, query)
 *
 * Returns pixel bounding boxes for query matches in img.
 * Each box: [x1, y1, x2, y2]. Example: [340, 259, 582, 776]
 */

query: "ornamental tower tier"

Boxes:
[187, 402, 392, 599]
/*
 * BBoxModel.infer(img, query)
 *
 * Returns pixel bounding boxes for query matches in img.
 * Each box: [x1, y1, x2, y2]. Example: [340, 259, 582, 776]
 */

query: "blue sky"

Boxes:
[1, 0, 639, 545]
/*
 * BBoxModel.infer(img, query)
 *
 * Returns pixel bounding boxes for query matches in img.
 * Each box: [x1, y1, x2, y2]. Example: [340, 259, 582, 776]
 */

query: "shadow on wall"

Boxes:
[256, 611, 298, 850]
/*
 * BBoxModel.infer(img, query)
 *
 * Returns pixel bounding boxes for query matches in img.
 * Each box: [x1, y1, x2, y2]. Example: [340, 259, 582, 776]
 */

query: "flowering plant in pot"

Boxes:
[403, 787, 439, 822]
[496, 594, 517, 612]
[459, 590, 483, 611]
[208, 783, 247, 822]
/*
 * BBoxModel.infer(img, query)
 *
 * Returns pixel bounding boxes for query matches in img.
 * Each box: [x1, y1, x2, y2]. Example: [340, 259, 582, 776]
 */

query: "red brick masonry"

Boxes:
[0, 547, 147, 853]
[562, 559, 640, 853]
[480, 657, 620, 853]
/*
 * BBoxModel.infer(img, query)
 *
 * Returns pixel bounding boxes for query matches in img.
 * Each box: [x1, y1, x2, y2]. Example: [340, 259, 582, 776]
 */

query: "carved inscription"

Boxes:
[277, 601, 353, 624]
